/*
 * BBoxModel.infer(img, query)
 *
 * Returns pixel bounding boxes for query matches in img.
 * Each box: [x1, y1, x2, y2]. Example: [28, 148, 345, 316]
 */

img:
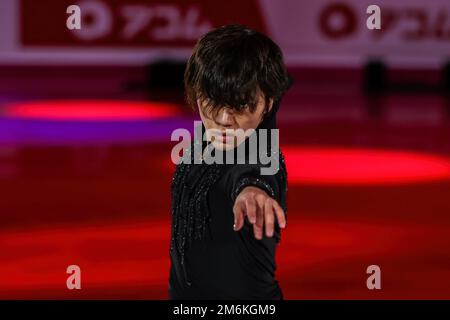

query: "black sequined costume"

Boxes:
[169, 103, 288, 300]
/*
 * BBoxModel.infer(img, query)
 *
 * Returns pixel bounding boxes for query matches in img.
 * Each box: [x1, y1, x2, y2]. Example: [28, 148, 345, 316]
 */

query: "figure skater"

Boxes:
[169, 24, 292, 300]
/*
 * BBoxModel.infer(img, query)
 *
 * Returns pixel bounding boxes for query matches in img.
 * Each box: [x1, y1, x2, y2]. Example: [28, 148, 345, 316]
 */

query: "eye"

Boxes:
[237, 104, 249, 113]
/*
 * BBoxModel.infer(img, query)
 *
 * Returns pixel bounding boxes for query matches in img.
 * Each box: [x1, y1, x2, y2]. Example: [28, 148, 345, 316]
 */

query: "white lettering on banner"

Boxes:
[69, 2, 212, 42]
[1, 0, 449, 66]
[74, 1, 112, 41]
[374, 7, 450, 41]
[259, 0, 450, 67]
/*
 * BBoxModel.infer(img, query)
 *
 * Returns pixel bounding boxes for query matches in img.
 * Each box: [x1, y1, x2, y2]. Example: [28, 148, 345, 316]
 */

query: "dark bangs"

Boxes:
[184, 24, 291, 118]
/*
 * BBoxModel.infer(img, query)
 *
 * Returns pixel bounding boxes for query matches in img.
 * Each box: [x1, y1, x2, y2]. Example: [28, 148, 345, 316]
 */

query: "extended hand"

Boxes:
[233, 186, 286, 240]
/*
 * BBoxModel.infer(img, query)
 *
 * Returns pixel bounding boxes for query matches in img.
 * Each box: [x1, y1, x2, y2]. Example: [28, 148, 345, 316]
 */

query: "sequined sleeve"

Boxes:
[229, 151, 288, 227]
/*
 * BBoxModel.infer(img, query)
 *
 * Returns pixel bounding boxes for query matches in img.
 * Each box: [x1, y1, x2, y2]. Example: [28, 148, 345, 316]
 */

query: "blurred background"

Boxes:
[0, 0, 449, 299]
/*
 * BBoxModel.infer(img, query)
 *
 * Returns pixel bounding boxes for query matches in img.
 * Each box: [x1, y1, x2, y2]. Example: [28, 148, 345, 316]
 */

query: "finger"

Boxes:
[272, 200, 286, 228]
[253, 197, 264, 240]
[245, 197, 257, 224]
[253, 221, 263, 240]
[232, 200, 245, 231]
[254, 195, 265, 229]
[264, 199, 275, 237]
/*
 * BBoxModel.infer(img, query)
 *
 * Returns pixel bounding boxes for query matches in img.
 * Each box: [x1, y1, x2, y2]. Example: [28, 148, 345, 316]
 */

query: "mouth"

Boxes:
[214, 131, 234, 144]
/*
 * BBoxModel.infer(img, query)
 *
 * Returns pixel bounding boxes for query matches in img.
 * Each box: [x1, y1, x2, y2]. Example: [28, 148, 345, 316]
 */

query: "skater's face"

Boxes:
[197, 92, 273, 150]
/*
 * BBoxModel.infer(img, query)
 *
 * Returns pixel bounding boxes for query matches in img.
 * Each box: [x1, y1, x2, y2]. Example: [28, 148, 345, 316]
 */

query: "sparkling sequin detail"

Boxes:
[170, 142, 223, 286]
[232, 177, 275, 203]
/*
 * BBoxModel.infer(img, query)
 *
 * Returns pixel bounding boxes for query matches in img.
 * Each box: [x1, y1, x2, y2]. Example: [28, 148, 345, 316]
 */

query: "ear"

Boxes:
[261, 98, 274, 121]
[263, 98, 274, 117]
[197, 98, 206, 116]
[267, 98, 274, 113]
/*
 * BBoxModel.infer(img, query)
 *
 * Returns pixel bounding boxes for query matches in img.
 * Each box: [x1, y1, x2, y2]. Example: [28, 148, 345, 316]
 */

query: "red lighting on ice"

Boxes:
[283, 147, 450, 185]
[6, 100, 181, 121]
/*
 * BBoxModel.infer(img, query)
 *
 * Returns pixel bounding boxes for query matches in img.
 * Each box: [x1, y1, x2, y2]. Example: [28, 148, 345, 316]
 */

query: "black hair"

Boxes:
[184, 24, 291, 119]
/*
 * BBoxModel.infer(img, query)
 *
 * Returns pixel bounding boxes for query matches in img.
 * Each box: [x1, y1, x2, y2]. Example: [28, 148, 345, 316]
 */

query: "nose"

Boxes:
[215, 109, 234, 128]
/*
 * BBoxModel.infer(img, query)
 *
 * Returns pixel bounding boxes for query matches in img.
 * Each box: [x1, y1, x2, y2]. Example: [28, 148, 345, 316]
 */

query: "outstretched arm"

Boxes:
[233, 186, 286, 240]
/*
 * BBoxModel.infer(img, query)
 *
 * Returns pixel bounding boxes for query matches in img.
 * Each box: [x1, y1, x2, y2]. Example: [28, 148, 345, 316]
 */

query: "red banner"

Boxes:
[20, 0, 267, 47]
